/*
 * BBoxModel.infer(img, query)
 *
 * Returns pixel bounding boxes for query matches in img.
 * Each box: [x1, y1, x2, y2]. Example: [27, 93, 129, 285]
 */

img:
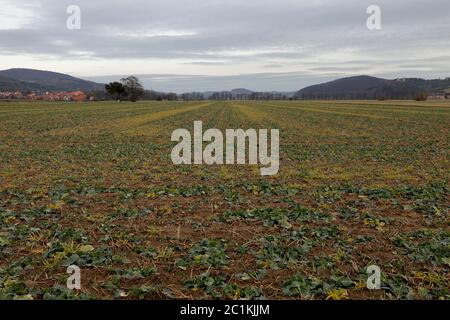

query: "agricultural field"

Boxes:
[0, 100, 449, 300]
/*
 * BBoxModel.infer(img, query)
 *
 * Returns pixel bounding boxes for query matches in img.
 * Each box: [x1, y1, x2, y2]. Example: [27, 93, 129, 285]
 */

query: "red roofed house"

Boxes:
[68, 91, 87, 102]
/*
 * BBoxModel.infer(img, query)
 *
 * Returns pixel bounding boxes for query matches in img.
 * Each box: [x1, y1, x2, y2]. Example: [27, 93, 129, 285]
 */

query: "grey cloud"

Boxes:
[85, 71, 362, 92]
[1, 0, 449, 91]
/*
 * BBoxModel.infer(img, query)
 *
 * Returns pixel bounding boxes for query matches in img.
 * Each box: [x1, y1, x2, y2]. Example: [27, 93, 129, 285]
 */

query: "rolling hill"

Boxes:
[0, 68, 105, 92]
[294, 75, 450, 100]
[0, 76, 50, 92]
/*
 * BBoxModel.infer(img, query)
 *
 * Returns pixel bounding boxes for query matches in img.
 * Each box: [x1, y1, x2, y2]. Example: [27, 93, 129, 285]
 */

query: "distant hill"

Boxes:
[294, 75, 450, 100]
[0, 76, 50, 92]
[0, 68, 105, 92]
[230, 88, 254, 95]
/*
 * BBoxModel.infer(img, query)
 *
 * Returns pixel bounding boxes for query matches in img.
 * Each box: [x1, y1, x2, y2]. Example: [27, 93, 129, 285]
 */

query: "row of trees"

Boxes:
[144, 90, 178, 101]
[181, 92, 293, 101]
[209, 92, 291, 101]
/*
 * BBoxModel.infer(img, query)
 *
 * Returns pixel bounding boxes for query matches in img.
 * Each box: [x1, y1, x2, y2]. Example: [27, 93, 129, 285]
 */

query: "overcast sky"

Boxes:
[0, 0, 449, 92]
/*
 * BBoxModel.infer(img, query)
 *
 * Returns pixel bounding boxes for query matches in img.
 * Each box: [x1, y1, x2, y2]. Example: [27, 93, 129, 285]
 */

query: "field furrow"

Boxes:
[0, 100, 448, 300]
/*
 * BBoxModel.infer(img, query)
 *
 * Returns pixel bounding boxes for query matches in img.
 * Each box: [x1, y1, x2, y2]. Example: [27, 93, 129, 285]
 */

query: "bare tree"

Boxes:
[121, 76, 144, 102]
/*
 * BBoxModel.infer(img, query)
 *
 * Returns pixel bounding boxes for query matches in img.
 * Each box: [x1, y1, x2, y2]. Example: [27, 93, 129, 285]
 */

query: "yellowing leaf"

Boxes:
[78, 244, 95, 253]
[326, 289, 349, 300]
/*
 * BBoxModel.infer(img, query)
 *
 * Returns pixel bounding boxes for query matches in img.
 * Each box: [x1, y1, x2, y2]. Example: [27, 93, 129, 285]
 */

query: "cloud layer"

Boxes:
[1, 0, 449, 91]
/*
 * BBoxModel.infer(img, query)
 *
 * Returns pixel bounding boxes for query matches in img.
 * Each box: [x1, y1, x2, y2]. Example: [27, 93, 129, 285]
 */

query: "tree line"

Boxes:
[104, 76, 295, 102]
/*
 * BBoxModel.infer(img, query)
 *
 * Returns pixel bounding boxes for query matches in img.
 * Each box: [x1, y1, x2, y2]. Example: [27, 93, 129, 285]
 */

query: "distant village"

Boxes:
[428, 89, 450, 100]
[0, 90, 94, 101]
